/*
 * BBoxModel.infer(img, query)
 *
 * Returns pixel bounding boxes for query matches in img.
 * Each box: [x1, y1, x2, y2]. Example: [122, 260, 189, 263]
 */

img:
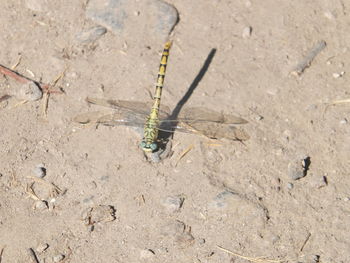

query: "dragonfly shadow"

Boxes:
[158, 48, 217, 148]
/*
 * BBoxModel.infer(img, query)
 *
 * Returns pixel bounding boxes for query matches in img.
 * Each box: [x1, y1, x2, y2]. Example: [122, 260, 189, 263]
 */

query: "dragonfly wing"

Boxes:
[178, 107, 248, 124]
[176, 121, 250, 141]
[86, 97, 171, 118]
[97, 112, 145, 128]
[74, 110, 146, 128]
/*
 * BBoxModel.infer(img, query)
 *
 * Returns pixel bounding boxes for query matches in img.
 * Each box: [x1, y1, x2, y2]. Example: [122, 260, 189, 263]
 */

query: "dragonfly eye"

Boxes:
[140, 141, 157, 152]
[150, 143, 158, 151]
[140, 141, 147, 148]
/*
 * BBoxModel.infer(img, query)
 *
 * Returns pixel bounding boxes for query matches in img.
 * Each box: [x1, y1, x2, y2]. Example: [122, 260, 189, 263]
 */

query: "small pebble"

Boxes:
[340, 118, 348, 125]
[287, 182, 294, 189]
[36, 243, 49, 253]
[53, 254, 65, 262]
[312, 254, 320, 263]
[198, 238, 206, 245]
[13, 81, 43, 101]
[255, 115, 264, 121]
[343, 197, 350, 202]
[34, 200, 48, 210]
[332, 71, 345, 78]
[33, 164, 46, 178]
[162, 195, 184, 213]
[86, 0, 178, 41]
[242, 26, 252, 39]
[288, 156, 310, 180]
[140, 249, 155, 259]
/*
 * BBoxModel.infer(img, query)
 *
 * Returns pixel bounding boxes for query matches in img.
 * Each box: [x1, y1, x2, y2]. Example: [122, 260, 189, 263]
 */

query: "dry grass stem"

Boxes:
[217, 246, 283, 263]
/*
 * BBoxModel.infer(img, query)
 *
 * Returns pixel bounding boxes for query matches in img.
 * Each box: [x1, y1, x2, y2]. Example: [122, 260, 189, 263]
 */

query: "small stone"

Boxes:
[34, 200, 48, 210]
[255, 115, 264, 121]
[140, 249, 155, 259]
[287, 182, 294, 189]
[81, 205, 116, 225]
[312, 254, 320, 263]
[33, 164, 46, 178]
[343, 197, 350, 202]
[36, 243, 49, 253]
[53, 254, 65, 262]
[288, 156, 310, 180]
[75, 26, 107, 44]
[13, 81, 42, 101]
[332, 71, 345, 78]
[162, 195, 184, 212]
[340, 118, 348, 125]
[86, 0, 179, 43]
[242, 26, 252, 39]
[198, 238, 206, 245]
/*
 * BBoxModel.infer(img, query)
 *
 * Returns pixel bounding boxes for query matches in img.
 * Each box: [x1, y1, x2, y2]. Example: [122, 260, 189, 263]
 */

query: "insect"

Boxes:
[75, 42, 249, 152]
[140, 41, 172, 152]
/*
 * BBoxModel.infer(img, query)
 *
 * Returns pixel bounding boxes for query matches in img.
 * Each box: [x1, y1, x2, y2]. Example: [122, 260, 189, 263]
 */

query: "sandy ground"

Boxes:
[0, 0, 349, 262]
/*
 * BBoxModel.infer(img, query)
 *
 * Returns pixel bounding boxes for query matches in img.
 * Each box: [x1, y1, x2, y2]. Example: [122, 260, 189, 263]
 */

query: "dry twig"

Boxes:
[217, 246, 284, 263]
[0, 247, 5, 263]
[290, 40, 327, 76]
[175, 144, 194, 166]
[27, 248, 40, 263]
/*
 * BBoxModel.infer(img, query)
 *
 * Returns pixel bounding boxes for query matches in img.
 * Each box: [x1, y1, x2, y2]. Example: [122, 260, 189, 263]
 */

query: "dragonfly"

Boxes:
[74, 42, 249, 152]
[74, 97, 250, 148]
[139, 41, 172, 152]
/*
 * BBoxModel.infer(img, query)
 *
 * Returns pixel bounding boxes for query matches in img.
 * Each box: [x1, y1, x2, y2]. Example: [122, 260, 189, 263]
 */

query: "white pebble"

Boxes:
[332, 71, 345, 78]
[34, 200, 48, 210]
[340, 118, 348, 125]
[33, 165, 46, 178]
[161, 196, 184, 213]
[242, 26, 252, 39]
[53, 254, 65, 262]
[140, 249, 155, 259]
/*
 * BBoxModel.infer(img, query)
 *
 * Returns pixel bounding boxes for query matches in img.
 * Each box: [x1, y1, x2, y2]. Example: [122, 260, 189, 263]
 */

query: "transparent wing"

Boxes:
[178, 107, 248, 124]
[86, 97, 171, 119]
[174, 121, 250, 141]
[74, 110, 146, 128]
[75, 99, 249, 141]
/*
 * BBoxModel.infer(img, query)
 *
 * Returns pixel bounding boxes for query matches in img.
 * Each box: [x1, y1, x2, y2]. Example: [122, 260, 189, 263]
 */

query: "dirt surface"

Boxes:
[0, 1, 349, 262]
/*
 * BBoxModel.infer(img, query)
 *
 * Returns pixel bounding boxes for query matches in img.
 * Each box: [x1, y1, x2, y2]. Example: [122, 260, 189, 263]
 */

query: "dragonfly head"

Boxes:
[140, 140, 158, 152]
